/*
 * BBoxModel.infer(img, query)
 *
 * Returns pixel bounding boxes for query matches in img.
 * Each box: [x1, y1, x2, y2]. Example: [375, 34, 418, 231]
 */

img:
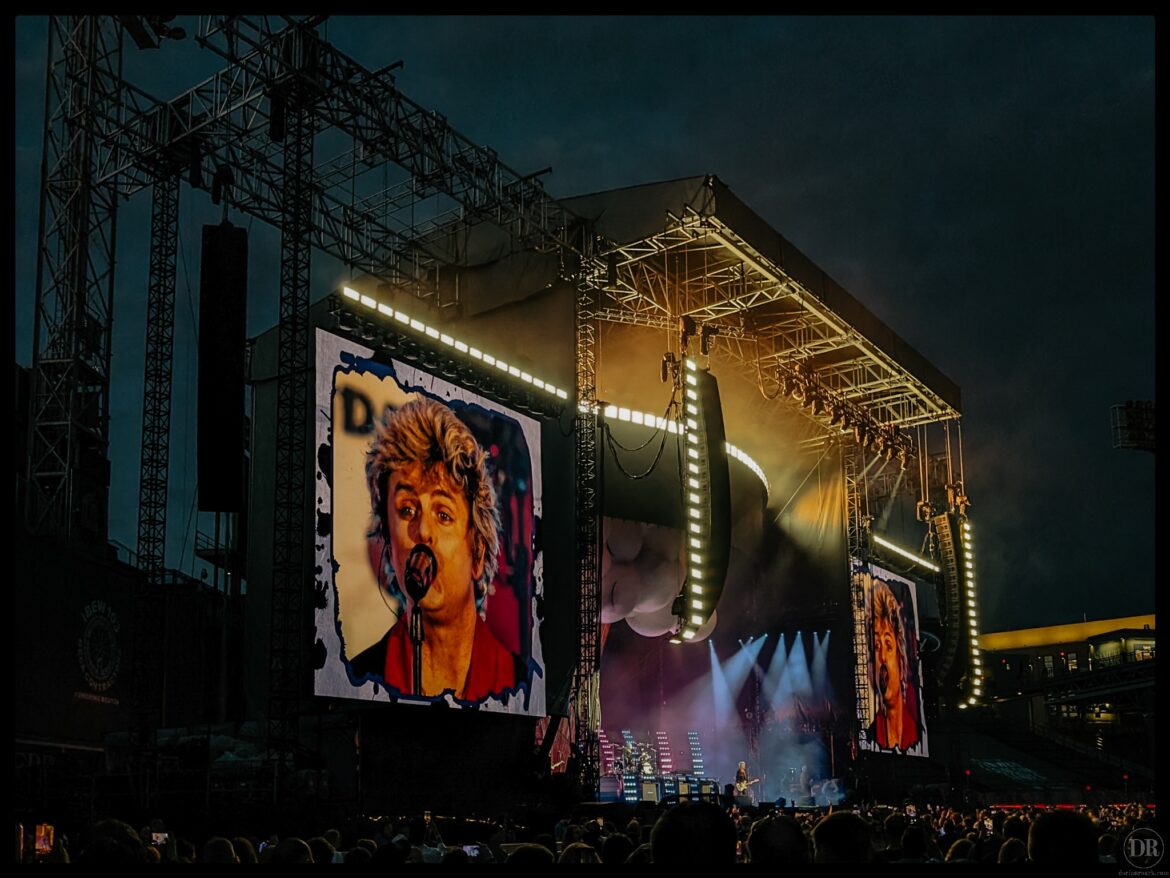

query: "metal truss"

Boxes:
[597, 205, 961, 436]
[136, 175, 179, 576]
[27, 17, 123, 539]
[844, 446, 872, 733]
[195, 16, 581, 253]
[129, 176, 179, 805]
[84, 55, 449, 295]
[573, 250, 603, 798]
[268, 91, 314, 756]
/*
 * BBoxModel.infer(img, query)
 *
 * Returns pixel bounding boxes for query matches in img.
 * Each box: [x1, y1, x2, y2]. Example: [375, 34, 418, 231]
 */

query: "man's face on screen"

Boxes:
[386, 461, 481, 625]
[873, 613, 901, 709]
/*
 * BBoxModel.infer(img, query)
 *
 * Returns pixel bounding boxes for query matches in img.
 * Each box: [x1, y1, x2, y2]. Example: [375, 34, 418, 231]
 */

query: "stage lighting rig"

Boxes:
[660, 352, 679, 385]
[698, 323, 719, 356]
[678, 315, 697, 354]
[829, 402, 847, 428]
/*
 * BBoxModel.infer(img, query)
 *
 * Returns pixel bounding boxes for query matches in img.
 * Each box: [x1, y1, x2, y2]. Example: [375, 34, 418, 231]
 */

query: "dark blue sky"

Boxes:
[14, 16, 1154, 632]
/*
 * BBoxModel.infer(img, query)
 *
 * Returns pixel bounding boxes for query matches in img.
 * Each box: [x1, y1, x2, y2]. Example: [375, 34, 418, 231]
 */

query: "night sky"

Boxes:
[14, 17, 1154, 633]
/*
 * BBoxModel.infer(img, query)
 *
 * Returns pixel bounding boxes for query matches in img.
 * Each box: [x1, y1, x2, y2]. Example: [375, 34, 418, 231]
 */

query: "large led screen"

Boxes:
[852, 559, 928, 757]
[314, 328, 545, 714]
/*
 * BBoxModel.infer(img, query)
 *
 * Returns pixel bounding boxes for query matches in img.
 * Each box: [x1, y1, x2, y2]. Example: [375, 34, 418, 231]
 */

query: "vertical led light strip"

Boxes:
[963, 518, 982, 705]
[680, 358, 707, 641]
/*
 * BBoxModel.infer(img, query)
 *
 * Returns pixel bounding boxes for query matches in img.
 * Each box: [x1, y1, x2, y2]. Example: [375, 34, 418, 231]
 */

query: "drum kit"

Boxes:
[612, 741, 657, 776]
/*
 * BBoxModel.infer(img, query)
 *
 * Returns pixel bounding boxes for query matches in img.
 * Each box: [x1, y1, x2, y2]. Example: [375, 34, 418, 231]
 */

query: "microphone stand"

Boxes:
[410, 605, 424, 694]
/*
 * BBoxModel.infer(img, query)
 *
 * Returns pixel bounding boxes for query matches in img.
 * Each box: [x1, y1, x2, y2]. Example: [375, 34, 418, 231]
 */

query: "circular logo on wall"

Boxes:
[1123, 827, 1163, 870]
[77, 600, 121, 693]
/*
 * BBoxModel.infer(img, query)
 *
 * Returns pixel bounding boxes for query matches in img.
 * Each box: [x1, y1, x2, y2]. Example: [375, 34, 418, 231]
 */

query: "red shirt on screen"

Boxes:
[381, 614, 518, 702]
[874, 682, 921, 752]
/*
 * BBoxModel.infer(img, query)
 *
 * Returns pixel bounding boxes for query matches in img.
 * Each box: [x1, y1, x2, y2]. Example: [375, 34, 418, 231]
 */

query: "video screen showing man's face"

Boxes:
[313, 328, 546, 716]
[853, 560, 928, 757]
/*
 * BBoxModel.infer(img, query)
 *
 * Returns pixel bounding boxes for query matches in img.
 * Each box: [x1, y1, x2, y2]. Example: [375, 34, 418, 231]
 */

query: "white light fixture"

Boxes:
[872, 534, 940, 572]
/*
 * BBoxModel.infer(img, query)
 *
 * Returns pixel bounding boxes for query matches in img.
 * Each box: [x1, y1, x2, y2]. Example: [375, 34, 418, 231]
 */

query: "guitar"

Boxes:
[735, 778, 761, 794]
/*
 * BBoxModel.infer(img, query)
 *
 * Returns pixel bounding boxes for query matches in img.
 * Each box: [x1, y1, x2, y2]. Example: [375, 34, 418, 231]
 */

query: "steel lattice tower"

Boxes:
[28, 17, 123, 541]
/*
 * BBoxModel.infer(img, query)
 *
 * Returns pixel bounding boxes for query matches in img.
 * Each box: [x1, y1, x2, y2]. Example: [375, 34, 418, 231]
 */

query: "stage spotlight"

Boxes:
[829, 403, 846, 427]
[810, 394, 826, 416]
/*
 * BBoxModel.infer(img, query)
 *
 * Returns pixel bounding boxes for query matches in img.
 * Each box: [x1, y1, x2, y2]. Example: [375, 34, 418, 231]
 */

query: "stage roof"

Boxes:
[564, 175, 962, 432]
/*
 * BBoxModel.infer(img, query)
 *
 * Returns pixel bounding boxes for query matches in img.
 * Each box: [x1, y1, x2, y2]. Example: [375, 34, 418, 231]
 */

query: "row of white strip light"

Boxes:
[872, 534, 940, 573]
[343, 286, 770, 499]
[343, 286, 569, 400]
[601, 405, 769, 498]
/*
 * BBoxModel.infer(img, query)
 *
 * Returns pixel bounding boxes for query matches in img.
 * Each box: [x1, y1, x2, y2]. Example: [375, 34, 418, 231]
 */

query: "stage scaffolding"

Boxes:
[31, 15, 966, 802]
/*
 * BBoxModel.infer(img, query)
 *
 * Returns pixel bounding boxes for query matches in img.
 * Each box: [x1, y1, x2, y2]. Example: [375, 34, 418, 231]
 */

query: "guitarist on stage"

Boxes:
[734, 761, 759, 802]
